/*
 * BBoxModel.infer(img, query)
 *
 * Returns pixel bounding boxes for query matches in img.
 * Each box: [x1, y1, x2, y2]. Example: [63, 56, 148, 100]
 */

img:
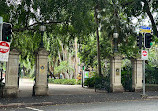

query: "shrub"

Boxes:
[53, 79, 64, 84]
[84, 77, 95, 87]
[145, 64, 158, 84]
[84, 75, 110, 92]
[48, 78, 55, 83]
[0, 80, 5, 91]
[76, 80, 81, 85]
[48, 79, 80, 85]
[62, 79, 76, 85]
[121, 66, 132, 91]
[95, 75, 110, 92]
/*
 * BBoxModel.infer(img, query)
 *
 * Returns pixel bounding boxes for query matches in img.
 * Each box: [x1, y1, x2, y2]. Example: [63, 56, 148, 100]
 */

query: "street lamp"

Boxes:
[113, 30, 119, 53]
[39, 22, 46, 48]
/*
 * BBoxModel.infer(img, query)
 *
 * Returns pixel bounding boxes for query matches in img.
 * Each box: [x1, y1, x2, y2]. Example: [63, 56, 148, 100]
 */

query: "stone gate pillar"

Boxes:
[131, 59, 143, 92]
[110, 55, 124, 92]
[3, 49, 19, 97]
[33, 48, 49, 96]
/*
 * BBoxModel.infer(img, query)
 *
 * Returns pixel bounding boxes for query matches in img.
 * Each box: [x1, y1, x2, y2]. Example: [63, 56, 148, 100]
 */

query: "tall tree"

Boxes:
[95, 5, 102, 76]
[119, 0, 158, 36]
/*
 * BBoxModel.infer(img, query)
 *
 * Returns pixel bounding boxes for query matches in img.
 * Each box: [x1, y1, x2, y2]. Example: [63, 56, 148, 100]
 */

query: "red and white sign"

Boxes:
[0, 41, 10, 62]
[0, 41, 10, 53]
[141, 50, 148, 60]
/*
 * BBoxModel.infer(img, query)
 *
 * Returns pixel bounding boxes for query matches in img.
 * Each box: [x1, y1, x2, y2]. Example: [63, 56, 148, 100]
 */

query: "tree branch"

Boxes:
[12, 21, 64, 32]
[143, 0, 158, 36]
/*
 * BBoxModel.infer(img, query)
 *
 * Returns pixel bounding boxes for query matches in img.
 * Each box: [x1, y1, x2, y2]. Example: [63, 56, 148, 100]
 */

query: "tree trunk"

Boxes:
[94, 5, 102, 77]
[68, 52, 72, 79]
[50, 59, 56, 79]
[74, 38, 79, 79]
[143, 0, 158, 36]
[58, 51, 62, 63]
[61, 43, 64, 61]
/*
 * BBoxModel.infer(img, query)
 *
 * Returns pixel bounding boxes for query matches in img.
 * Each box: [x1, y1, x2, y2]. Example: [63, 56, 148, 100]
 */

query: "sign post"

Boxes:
[139, 26, 151, 96]
[0, 41, 10, 62]
[0, 16, 3, 41]
[141, 50, 148, 60]
[141, 49, 148, 96]
[82, 65, 85, 87]
[0, 17, 3, 81]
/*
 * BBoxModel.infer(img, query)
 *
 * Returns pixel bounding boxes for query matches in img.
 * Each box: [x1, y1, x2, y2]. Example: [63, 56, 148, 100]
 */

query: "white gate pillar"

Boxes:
[3, 49, 19, 97]
[110, 55, 124, 92]
[131, 59, 143, 92]
[33, 48, 49, 96]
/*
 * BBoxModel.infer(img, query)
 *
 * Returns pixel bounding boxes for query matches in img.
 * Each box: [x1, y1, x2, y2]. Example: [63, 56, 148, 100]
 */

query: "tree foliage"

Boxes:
[1, 0, 157, 77]
[118, 0, 158, 36]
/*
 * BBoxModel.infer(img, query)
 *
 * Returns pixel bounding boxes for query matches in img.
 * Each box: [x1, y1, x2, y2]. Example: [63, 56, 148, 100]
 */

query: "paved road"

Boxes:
[1, 78, 158, 109]
[2, 99, 158, 111]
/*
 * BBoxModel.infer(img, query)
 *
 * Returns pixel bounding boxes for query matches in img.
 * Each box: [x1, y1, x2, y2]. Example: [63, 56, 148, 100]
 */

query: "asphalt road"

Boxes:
[2, 99, 158, 111]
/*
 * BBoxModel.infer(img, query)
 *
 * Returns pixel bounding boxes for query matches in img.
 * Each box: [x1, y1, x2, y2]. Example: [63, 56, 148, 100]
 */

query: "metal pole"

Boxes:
[143, 59, 145, 95]
[0, 63, 2, 80]
[82, 66, 84, 87]
[0, 24, 2, 41]
[114, 38, 118, 53]
[82, 71, 83, 87]
[0, 62, 3, 81]
[142, 33, 146, 96]
[0, 16, 3, 41]
[40, 31, 44, 48]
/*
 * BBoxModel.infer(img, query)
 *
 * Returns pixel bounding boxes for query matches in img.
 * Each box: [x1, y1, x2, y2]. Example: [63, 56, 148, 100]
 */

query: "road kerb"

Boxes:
[0, 102, 54, 108]
[146, 96, 158, 99]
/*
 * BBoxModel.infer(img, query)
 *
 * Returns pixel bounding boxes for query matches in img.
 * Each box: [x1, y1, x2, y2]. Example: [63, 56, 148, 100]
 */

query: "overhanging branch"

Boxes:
[12, 21, 64, 32]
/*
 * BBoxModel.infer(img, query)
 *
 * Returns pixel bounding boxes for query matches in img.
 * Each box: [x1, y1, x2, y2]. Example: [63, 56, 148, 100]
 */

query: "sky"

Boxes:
[132, 12, 158, 34]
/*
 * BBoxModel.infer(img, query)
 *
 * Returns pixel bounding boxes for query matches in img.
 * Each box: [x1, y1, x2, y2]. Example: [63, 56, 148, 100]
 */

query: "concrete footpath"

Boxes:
[0, 79, 158, 108]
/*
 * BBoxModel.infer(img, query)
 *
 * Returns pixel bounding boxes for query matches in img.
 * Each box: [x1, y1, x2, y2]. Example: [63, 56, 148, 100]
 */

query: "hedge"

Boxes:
[48, 79, 81, 85]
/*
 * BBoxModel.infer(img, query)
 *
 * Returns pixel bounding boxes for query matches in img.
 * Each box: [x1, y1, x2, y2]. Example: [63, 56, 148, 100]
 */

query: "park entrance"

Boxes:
[0, 49, 144, 98]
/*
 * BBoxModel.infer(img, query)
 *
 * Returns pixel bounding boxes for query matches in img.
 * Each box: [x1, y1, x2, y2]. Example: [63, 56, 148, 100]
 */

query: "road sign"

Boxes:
[0, 41, 10, 53]
[141, 50, 148, 60]
[84, 71, 89, 78]
[140, 26, 151, 30]
[140, 29, 151, 33]
[0, 41, 10, 62]
[140, 26, 151, 33]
